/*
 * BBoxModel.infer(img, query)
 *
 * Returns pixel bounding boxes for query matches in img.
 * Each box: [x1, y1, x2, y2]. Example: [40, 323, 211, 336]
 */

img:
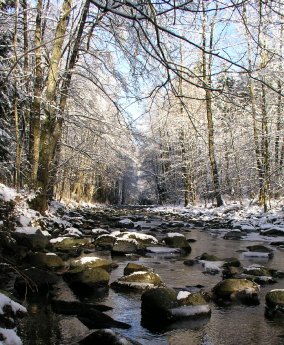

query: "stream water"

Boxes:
[20, 217, 284, 345]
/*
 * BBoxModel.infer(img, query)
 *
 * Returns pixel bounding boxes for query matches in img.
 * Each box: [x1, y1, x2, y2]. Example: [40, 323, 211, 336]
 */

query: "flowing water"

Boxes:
[20, 218, 284, 345]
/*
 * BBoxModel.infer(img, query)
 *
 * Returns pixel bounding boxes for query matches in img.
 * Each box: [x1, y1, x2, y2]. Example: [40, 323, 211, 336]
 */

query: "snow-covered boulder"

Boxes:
[116, 218, 134, 229]
[12, 227, 49, 251]
[124, 263, 153, 276]
[111, 271, 162, 291]
[119, 232, 158, 246]
[163, 233, 191, 252]
[141, 287, 211, 327]
[94, 234, 116, 249]
[69, 255, 112, 271]
[112, 238, 139, 255]
[50, 237, 90, 251]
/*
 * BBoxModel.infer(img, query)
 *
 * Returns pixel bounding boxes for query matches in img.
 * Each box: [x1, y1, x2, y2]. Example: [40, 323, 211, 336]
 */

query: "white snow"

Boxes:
[146, 246, 181, 254]
[18, 215, 30, 227]
[50, 237, 69, 243]
[167, 233, 185, 238]
[0, 184, 18, 202]
[115, 238, 139, 245]
[0, 293, 27, 315]
[242, 252, 271, 258]
[15, 227, 40, 235]
[121, 232, 158, 244]
[73, 256, 103, 265]
[177, 291, 191, 300]
[169, 305, 210, 317]
[46, 253, 57, 256]
[0, 328, 23, 345]
[199, 260, 224, 272]
[65, 227, 83, 237]
[118, 219, 133, 225]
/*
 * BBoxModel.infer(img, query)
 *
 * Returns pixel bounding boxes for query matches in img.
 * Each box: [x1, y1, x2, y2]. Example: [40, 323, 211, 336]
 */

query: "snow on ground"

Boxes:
[0, 328, 23, 345]
[0, 184, 18, 202]
[0, 293, 26, 315]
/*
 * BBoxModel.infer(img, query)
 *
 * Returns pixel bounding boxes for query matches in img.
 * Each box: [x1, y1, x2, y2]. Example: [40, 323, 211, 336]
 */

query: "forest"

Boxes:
[1, 0, 284, 212]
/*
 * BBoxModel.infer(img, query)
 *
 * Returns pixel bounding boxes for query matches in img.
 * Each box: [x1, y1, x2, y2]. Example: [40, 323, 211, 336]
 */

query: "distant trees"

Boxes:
[1, 0, 284, 210]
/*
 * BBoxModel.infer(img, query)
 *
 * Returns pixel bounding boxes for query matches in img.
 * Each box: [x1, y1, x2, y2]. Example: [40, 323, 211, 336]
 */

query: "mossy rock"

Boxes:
[51, 237, 91, 251]
[69, 254, 112, 271]
[124, 263, 153, 276]
[212, 278, 260, 303]
[247, 245, 273, 253]
[141, 287, 178, 314]
[119, 271, 161, 285]
[112, 238, 138, 255]
[164, 234, 191, 252]
[12, 232, 49, 251]
[179, 292, 208, 306]
[199, 252, 220, 261]
[243, 265, 271, 277]
[64, 267, 110, 289]
[94, 234, 116, 249]
[265, 289, 284, 308]
[28, 252, 65, 269]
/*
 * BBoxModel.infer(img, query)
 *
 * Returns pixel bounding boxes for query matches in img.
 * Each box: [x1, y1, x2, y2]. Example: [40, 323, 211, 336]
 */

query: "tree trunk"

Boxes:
[202, 1, 224, 207]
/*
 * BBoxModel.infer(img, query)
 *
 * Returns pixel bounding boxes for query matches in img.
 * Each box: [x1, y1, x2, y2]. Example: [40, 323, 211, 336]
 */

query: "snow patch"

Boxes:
[169, 305, 210, 317]
[50, 237, 69, 243]
[167, 233, 185, 238]
[0, 293, 27, 315]
[74, 256, 103, 265]
[177, 291, 191, 300]
[0, 184, 18, 202]
[0, 328, 23, 345]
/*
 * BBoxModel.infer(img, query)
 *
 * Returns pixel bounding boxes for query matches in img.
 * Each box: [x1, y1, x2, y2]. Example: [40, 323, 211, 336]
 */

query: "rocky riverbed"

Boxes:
[1, 185, 284, 344]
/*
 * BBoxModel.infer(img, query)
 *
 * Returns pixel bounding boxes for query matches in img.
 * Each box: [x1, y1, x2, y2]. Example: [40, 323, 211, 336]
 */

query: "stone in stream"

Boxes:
[79, 329, 141, 345]
[265, 289, 284, 318]
[12, 229, 49, 251]
[28, 252, 65, 270]
[69, 254, 112, 271]
[116, 218, 135, 229]
[163, 233, 191, 253]
[111, 271, 162, 291]
[246, 244, 273, 253]
[212, 278, 260, 305]
[111, 238, 139, 255]
[50, 237, 91, 252]
[141, 287, 211, 328]
[123, 262, 153, 276]
[94, 234, 116, 250]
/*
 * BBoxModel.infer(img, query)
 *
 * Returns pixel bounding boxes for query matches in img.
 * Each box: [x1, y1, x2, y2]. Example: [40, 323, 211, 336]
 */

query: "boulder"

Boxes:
[94, 234, 116, 250]
[12, 231, 49, 251]
[119, 232, 158, 246]
[112, 238, 138, 255]
[141, 287, 211, 327]
[117, 219, 134, 229]
[163, 233, 191, 252]
[124, 263, 153, 276]
[111, 271, 162, 291]
[265, 289, 284, 318]
[28, 252, 65, 270]
[79, 329, 141, 345]
[223, 230, 244, 240]
[14, 267, 59, 296]
[50, 237, 91, 251]
[247, 244, 273, 253]
[64, 267, 110, 291]
[0, 291, 27, 329]
[69, 254, 112, 271]
[212, 278, 260, 304]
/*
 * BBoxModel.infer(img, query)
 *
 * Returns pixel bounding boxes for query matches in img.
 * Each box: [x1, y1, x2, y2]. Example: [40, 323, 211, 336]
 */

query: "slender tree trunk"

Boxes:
[202, 1, 223, 207]
[29, 0, 43, 187]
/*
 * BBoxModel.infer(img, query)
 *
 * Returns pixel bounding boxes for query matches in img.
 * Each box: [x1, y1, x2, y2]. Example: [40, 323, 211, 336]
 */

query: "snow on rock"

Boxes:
[167, 233, 185, 238]
[0, 328, 23, 345]
[146, 246, 181, 254]
[169, 305, 211, 318]
[50, 237, 69, 243]
[242, 252, 271, 259]
[73, 256, 103, 265]
[0, 293, 27, 315]
[177, 291, 191, 300]
[0, 184, 18, 202]
[15, 227, 42, 235]
[65, 227, 83, 237]
[120, 232, 158, 244]
[199, 260, 224, 273]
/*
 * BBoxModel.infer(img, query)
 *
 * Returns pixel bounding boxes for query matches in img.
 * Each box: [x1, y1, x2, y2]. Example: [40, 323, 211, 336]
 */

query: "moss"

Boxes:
[179, 292, 207, 306]
[266, 290, 284, 308]
[124, 263, 152, 276]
